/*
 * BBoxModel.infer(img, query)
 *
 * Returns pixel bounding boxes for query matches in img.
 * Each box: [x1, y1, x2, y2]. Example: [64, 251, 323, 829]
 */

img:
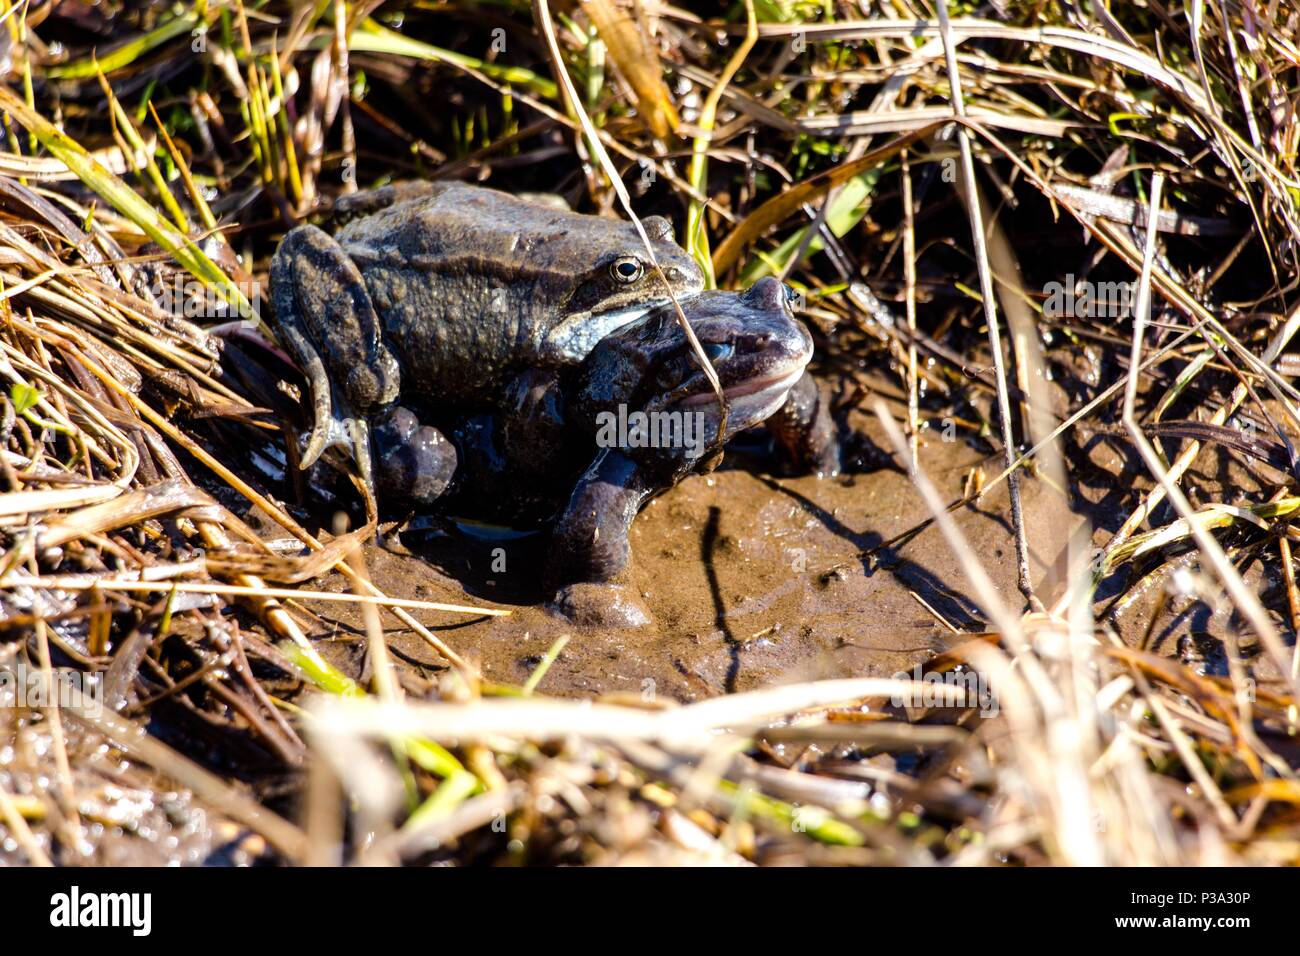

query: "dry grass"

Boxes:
[0, 0, 1297, 865]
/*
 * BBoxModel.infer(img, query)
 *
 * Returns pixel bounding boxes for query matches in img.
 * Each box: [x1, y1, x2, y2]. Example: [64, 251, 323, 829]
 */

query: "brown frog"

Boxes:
[269, 181, 704, 499]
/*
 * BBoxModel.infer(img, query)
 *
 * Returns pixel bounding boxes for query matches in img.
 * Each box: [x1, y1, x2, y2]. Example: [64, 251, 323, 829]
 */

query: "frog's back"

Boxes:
[334, 184, 638, 404]
[335, 182, 592, 265]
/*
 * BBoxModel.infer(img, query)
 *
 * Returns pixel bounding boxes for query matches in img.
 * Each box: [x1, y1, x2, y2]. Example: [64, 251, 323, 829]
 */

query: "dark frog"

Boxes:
[545, 277, 831, 588]
[382, 277, 834, 606]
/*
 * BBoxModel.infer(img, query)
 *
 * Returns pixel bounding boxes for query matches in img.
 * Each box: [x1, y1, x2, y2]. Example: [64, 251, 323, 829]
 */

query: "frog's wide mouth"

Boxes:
[673, 359, 810, 439]
[678, 359, 807, 410]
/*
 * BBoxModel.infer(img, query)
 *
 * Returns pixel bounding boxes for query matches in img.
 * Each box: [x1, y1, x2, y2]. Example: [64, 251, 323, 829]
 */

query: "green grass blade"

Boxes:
[46, 11, 204, 80]
[344, 19, 557, 99]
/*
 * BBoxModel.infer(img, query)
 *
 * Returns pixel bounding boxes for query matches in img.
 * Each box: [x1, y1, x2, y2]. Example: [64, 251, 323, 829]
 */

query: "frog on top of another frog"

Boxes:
[268, 181, 839, 595]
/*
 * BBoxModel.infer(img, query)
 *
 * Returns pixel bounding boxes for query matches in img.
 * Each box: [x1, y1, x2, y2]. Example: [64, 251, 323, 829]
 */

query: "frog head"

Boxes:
[572, 277, 813, 475]
[541, 215, 705, 362]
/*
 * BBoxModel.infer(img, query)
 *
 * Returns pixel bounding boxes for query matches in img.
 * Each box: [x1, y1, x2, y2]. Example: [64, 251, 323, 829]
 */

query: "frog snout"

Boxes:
[758, 311, 811, 355]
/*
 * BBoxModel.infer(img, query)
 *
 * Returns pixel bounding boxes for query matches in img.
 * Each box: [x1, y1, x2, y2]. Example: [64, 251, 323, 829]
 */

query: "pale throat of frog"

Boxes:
[542, 300, 675, 363]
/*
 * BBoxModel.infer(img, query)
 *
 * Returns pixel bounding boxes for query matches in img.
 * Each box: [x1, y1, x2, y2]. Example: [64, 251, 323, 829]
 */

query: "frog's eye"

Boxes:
[702, 343, 733, 364]
[610, 257, 645, 284]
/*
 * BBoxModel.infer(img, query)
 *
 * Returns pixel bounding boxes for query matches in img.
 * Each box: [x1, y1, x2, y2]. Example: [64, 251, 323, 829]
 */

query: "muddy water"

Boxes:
[300, 407, 1074, 702]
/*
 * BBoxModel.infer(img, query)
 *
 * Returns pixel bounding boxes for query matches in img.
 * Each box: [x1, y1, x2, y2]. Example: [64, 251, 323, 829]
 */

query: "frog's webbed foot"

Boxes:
[270, 224, 400, 477]
[545, 449, 657, 588]
[322, 394, 376, 488]
[766, 369, 841, 476]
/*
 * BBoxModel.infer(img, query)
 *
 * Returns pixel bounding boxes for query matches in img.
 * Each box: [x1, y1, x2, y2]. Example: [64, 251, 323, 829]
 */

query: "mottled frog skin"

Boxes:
[379, 278, 835, 596]
[547, 278, 828, 587]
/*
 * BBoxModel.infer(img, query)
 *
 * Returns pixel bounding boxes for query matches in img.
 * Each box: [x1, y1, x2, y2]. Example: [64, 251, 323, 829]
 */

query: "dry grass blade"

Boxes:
[935, 0, 1036, 608]
[308, 677, 974, 748]
[0, 88, 253, 321]
[711, 123, 943, 275]
[1119, 173, 1297, 695]
[532, 0, 729, 437]
[2, 575, 506, 616]
[686, 0, 755, 282]
[581, 0, 679, 139]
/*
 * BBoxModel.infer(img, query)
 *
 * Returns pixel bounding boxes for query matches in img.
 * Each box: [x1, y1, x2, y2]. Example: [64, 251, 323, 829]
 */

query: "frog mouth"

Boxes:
[679, 362, 807, 411]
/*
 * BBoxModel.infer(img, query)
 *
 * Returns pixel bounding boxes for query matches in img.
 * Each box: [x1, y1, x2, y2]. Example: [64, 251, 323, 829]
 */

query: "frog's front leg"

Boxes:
[545, 450, 660, 627]
[546, 449, 658, 586]
[766, 369, 841, 476]
[270, 225, 401, 488]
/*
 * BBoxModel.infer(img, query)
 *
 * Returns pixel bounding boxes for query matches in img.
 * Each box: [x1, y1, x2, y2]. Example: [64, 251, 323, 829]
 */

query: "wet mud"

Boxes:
[293, 354, 1297, 702]
[299, 407, 1070, 702]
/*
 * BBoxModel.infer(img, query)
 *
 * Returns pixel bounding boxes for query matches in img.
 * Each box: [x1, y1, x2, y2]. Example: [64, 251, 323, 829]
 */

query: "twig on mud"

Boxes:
[3, 575, 507, 615]
[873, 400, 1023, 647]
[901, 149, 919, 473]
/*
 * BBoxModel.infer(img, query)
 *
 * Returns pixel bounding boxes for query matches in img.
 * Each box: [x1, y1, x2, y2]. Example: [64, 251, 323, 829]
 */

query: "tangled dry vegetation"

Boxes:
[0, 0, 1298, 865]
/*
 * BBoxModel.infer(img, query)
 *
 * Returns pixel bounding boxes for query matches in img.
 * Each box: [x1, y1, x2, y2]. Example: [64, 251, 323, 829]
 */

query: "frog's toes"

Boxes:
[320, 406, 376, 487]
[809, 437, 843, 478]
[546, 582, 653, 629]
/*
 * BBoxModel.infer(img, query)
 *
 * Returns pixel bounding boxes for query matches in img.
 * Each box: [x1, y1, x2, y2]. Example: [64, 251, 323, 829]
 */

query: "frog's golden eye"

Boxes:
[610, 257, 644, 284]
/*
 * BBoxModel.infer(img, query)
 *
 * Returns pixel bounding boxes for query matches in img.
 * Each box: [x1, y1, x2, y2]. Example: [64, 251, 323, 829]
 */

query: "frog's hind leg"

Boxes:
[270, 225, 400, 484]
